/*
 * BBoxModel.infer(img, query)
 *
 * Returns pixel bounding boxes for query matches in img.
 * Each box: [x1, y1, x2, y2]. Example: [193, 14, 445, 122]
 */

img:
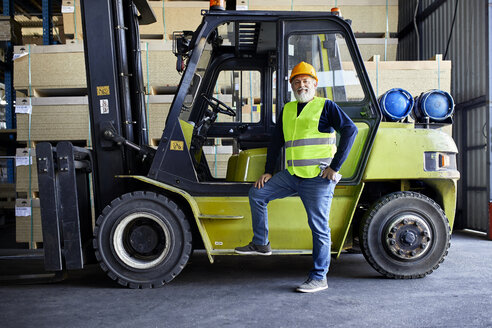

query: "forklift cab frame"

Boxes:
[148, 11, 381, 195]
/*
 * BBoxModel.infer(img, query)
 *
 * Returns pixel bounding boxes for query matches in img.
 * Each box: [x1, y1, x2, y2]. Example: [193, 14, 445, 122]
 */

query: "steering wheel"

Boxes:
[201, 94, 236, 117]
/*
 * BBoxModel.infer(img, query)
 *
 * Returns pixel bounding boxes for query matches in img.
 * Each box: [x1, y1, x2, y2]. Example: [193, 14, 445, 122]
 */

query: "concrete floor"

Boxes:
[0, 230, 491, 328]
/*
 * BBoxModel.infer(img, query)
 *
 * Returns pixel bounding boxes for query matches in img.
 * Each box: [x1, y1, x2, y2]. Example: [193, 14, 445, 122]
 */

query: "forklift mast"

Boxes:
[36, 0, 156, 271]
[80, 0, 156, 212]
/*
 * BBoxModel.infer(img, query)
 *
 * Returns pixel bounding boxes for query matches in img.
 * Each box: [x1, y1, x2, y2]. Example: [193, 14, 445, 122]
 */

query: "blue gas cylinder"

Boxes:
[414, 89, 455, 121]
[378, 88, 414, 121]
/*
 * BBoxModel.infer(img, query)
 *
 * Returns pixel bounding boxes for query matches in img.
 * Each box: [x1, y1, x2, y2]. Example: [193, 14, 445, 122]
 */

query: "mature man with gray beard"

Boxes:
[235, 61, 358, 293]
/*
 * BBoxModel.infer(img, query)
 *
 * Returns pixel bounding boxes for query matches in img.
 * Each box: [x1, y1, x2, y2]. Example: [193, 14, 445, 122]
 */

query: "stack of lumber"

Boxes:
[0, 16, 22, 43]
[61, 1, 398, 51]
[60, 0, 398, 60]
[13, 95, 174, 196]
[13, 42, 179, 96]
[14, 95, 174, 145]
[16, 97, 89, 142]
[344, 55, 451, 99]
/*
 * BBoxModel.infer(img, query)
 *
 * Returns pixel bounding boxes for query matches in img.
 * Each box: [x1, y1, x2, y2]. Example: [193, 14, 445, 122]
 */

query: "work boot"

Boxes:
[296, 277, 328, 293]
[234, 242, 272, 255]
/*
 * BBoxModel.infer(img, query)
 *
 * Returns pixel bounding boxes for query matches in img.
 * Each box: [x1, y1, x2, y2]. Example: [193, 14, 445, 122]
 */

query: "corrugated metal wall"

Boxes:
[397, 0, 490, 233]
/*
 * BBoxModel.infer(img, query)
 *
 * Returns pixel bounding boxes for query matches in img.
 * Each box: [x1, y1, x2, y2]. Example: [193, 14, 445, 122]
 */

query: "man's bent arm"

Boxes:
[319, 100, 358, 172]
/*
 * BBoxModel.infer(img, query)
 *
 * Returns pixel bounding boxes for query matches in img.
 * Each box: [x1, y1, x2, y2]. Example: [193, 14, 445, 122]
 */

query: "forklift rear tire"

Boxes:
[94, 191, 192, 288]
[359, 191, 450, 279]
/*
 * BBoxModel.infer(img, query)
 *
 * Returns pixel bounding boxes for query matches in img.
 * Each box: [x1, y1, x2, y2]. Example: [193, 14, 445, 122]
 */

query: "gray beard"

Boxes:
[294, 87, 316, 103]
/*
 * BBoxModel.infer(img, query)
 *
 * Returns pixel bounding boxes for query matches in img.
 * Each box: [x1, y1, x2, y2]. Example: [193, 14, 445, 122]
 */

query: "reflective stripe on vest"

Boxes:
[283, 97, 337, 178]
[287, 158, 333, 167]
[285, 138, 336, 149]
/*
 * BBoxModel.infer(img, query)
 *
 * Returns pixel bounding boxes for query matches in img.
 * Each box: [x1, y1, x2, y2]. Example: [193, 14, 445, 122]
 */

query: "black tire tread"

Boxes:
[93, 191, 192, 289]
[359, 191, 451, 279]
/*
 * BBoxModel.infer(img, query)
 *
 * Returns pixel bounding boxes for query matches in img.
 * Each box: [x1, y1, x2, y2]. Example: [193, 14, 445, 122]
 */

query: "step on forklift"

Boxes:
[34, 0, 459, 288]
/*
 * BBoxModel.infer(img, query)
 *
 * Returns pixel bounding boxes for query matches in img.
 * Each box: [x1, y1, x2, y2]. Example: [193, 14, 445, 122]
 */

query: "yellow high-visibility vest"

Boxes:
[283, 97, 337, 178]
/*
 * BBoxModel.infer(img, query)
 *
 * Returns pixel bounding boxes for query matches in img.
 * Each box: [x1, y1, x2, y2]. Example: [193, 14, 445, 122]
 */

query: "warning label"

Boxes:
[170, 141, 184, 151]
[100, 99, 109, 114]
[97, 86, 110, 96]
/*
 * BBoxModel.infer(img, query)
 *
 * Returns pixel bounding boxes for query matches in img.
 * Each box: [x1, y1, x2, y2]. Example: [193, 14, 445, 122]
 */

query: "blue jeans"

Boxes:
[249, 169, 336, 280]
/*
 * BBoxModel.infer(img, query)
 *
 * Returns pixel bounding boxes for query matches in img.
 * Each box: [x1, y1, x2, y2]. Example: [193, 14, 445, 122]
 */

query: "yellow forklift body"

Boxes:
[122, 121, 459, 263]
[362, 122, 459, 228]
[120, 175, 364, 262]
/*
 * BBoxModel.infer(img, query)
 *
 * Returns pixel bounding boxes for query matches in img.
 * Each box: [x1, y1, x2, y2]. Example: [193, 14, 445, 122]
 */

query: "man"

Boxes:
[234, 61, 358, 293]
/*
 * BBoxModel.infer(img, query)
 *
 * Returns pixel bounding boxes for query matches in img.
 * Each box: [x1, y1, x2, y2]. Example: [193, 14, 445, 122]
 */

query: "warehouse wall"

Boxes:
[397, 0, 490, 233]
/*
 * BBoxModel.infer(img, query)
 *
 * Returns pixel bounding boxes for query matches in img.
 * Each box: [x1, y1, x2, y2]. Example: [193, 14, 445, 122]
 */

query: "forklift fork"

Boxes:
[36, 142, 95, 272]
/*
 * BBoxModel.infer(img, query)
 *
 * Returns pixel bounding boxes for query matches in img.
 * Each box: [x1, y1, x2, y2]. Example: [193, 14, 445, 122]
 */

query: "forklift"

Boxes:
[35, 0, 459, 288]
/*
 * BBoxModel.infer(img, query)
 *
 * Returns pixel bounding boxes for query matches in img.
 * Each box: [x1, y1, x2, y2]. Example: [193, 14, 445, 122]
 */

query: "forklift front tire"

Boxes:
[93, 191, 192, 288]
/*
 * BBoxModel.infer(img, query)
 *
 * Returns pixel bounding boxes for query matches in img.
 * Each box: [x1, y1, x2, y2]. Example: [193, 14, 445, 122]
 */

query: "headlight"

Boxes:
[424, 152, 457, 171]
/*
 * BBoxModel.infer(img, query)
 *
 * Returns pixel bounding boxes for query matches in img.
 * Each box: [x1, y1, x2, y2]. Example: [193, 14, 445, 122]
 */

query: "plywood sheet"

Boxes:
[14, 40, 399, 95]
[13, 43, 179, 96]
[16, 99, 90, 142]
[13, 44, 87, 95]
[15, 198, 42, 243]
[343, 57, 452, 97]
[15, 95, 174, 142]
[15, 148, 38, 193]
[141, 44, 182, 90]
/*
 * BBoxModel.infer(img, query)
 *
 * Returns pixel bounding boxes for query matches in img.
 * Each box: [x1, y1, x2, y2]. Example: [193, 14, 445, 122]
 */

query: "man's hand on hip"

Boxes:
[255, 173, 272, 189]
[321, 167, 338, 181]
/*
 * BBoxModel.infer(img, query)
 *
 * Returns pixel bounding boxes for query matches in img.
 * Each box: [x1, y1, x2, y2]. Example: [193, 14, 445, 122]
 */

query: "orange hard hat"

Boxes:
[289, 61, 318, 83]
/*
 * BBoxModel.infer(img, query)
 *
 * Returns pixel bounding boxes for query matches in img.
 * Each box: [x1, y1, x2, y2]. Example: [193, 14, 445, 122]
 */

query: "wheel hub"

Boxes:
[112, 212, 170, 270]
[385, 215, 432, 260]
[129, 225, 159, 254]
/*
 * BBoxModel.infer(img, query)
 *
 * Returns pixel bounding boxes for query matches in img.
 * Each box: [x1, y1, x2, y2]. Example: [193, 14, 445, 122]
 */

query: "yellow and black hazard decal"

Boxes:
[96, 85, 110, 96]
[170, 140, 184, 151]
